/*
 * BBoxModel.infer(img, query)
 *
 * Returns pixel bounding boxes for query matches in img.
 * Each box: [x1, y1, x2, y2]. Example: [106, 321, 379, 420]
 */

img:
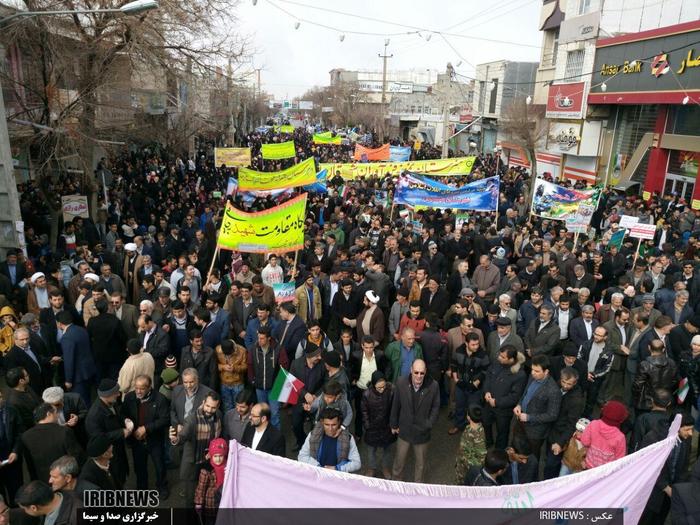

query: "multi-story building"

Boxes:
[531, 0, 700, 186]
[471, 60, 538, 155]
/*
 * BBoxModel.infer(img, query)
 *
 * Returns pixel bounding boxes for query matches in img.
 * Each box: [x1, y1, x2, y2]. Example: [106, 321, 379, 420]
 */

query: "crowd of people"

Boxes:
[1, 126, 699, 525]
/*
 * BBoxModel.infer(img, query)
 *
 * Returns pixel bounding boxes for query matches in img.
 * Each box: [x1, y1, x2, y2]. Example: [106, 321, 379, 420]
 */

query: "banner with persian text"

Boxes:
[321, 156, 476, 180]
[238, 157, 317, 191]
[313, 132, 342, 145]
[215, 147, 251, 167]
[395, 173, 499, 211]
[354, 143, 390, 161]
[217, 194, 307, 253]
[390, 146, 412, 162]
[531, 178, 601, 220]
[219, 416, 680, 525]
[261, 141, 296, 160]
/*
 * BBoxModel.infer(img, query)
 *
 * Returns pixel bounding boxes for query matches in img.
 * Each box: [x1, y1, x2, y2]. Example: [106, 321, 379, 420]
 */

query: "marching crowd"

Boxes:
[0, 131, 699, 525]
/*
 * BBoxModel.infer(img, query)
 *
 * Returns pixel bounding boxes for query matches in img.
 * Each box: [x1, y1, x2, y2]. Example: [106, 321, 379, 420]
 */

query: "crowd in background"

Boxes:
[1, 126, 699, 525]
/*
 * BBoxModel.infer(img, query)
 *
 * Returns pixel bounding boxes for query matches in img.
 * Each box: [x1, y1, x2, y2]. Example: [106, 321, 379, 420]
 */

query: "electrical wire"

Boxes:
[261, 0, 542, 48]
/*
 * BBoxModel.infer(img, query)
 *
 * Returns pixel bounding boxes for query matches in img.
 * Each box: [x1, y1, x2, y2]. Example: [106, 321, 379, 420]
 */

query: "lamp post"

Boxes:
[0, 0, 159, 256]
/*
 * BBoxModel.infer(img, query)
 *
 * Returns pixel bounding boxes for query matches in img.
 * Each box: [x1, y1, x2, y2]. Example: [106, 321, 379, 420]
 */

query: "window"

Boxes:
[552, 29, 559, 66]
[488, 79, 498, 114]
[565, 49, 585, 81]
[578, 0, 591, 15]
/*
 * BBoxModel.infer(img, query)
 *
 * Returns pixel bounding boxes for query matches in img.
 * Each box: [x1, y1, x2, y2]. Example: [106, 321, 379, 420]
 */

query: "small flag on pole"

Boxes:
[676, 377, 689, 404]
[270, 368, 305, 404]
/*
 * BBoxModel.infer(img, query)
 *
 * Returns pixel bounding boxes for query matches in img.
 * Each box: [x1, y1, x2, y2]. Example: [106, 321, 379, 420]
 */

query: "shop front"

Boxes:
[588, 20, 700, 206]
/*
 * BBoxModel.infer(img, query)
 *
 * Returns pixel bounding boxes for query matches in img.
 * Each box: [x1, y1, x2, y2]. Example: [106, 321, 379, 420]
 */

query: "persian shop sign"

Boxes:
[590, 24, 700, 97]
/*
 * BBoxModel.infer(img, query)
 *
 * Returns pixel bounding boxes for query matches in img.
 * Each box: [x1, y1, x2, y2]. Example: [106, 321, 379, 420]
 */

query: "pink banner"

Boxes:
[220, 416, 680, 524]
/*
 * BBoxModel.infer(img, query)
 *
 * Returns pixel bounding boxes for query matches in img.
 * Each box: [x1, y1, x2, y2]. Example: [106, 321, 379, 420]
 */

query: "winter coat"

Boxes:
[580, 419, 626, 469]
[632, 354, 679, 411]
[482, 360, 527, 416]
[361, 384, 396, 448]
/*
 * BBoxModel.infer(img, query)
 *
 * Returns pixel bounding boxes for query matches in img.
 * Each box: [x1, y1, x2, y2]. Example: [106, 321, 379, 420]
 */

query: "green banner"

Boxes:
[261, 141, 296, 160]
[238, 157, 317, 191]
[274, 125, 295, 134]
[313, 132, 342, 145]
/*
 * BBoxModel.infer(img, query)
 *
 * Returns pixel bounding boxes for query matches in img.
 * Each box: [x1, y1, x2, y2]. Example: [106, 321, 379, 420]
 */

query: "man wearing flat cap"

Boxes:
[85, 379, 133, 488]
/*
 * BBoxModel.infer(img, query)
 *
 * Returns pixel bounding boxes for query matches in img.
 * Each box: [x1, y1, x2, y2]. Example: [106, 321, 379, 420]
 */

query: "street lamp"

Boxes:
[0, 0, 159, 25]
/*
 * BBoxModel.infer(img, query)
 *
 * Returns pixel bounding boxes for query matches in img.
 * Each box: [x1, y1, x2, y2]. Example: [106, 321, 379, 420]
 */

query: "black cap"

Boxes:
[87, 435, 112, 457]
[496, 317, 512, 327]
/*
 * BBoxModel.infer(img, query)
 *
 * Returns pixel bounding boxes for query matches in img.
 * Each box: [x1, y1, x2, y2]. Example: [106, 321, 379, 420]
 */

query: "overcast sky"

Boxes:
[237, 0, 544, 100]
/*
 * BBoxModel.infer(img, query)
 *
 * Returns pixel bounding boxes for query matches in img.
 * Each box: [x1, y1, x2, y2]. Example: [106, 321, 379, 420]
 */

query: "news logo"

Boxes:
[83, 490, 160, 508]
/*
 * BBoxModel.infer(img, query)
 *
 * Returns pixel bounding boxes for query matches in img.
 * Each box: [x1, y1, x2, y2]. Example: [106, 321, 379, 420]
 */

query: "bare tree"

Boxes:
[499, 99, 548, 201]
[1, 0, 250, 243]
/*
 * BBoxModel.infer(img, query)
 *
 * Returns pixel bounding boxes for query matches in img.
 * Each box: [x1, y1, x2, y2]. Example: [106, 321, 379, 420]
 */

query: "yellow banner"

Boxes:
[313, 132, 342, 145]
[321, 156, 477, 180]
[274, 125, 295, 133]
[215, 147, 251, 167]
[261, 141, 296, 160]
[218, 194, 307, 253]
[238, 157, 317, 191]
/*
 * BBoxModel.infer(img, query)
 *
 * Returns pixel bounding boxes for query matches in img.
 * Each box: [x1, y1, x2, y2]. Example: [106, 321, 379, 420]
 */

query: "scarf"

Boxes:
[208, 438, 228, 488]
[194, 408, 222, 464]
[307, 333, 322, 347]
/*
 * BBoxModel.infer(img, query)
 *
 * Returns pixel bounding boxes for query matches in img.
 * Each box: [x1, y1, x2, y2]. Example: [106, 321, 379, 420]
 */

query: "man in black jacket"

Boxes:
[512, 355, 562, 455]
[122, 375, 170, 498]
[4, 328, 54, 396]
[85, 379, 133, 489]
[19, 403, 85, 487]
[0, 391, 22, 506]
[179, 329, 218, 391]
[240, 403, 285, 457]
[639, 413, 695, 525]
[420, 276, 450, 320]
[482, 345, 527, 449]
[390, 359, 440, 482]
[16, 480, 80, 525]
[39, 289, 83, 357]
[87, 299, 127, 381]
[543, 367, 585, 479]
[290, 344, 325, 450]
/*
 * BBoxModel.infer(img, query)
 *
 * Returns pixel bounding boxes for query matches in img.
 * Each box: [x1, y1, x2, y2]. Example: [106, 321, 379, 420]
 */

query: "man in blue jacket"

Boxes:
[57, 310, 96, 406]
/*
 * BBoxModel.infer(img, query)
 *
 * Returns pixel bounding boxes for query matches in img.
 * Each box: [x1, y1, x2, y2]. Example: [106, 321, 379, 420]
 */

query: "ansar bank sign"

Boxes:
[545, 82, 587, 120]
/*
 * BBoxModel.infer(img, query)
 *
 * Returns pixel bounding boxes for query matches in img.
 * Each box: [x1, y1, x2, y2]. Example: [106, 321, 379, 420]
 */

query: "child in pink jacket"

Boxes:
[580, 400, 628, 469]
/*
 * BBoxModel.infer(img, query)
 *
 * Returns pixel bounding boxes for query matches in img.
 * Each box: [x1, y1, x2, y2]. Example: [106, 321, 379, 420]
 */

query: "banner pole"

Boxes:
[207, 244, 220, 278]
[632, 237, 642, 268]
[573, 231, 580, 250]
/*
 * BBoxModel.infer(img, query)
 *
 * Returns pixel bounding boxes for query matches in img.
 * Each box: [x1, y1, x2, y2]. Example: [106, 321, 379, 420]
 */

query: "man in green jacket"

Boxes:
[384, 327, 423, 382]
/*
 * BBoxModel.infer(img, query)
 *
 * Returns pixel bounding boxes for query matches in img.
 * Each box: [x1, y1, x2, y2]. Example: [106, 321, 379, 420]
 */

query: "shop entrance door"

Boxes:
[664, 174, 695, 202]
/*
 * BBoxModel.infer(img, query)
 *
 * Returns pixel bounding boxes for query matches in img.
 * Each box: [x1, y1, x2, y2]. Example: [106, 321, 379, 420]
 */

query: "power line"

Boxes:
[260, 0, 542, 48]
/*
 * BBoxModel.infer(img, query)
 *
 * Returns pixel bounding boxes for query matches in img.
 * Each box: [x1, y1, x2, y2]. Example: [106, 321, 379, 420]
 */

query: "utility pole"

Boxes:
[378, 39, 392, 141]
[441, 101, 450, 159]
[255, 68, 261, 99]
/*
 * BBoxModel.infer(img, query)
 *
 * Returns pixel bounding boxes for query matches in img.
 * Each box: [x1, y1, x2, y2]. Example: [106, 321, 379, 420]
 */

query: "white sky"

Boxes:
[237, 0, 544, 100]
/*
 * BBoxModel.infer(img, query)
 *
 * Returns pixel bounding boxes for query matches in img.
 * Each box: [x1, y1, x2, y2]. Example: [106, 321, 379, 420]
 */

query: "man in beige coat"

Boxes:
[118, 338, 155, 397]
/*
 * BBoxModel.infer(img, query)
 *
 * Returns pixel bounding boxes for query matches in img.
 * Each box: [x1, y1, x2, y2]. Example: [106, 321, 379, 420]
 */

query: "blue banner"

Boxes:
[302, 169, 328, 193]
[390, 146, 412, 162]
[395, 173, 499, 211]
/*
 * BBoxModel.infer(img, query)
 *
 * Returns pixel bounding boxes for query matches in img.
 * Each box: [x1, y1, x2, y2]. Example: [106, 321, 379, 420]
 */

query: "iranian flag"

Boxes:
[676, 377, 689, 404]
[270, 368, 304, 404]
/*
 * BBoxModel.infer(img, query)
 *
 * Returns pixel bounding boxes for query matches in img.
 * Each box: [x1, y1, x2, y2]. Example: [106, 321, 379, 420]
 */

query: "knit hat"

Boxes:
[461, 288, 475, 296]
[161, 368, 180, 385]
[370, 370, 385, 387]
[165, 355, 178, 369]
[323, 350, 341, 368]
[600, 400, 628, 427]
[97, 379, 119, 398]
[87, 435, 112, 458]
[642, 294, 655, 303]
[576, 418, 591, 432]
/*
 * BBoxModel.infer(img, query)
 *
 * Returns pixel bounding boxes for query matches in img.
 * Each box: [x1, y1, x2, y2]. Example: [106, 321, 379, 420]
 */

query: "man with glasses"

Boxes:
[389, 359, 439, 482]
[241, 403, 285, 457]
[111, 292, 139, 341]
